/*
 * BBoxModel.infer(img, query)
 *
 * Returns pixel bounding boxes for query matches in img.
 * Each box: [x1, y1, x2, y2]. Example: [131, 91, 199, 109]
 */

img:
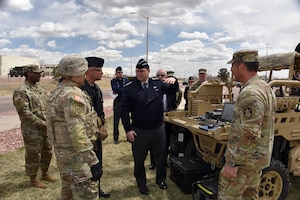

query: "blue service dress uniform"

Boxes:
[111, 76, 129, 143]
[120, 77, 179, 188]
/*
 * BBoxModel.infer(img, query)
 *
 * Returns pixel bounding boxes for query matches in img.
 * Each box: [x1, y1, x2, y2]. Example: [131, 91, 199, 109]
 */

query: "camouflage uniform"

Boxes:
[13, 80, 53, 178]
[190, 68, 207, 91]
[218, 76, 276, 199]
[190, 80, 203, 91]
[46, 56, 99, 200]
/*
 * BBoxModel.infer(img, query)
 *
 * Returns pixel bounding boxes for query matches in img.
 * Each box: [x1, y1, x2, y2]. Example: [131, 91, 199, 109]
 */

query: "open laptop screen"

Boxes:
[220, 102, 235, 122]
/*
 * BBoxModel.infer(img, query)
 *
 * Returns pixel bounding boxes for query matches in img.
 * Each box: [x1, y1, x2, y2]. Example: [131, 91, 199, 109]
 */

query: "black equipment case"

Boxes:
[170, 156, 215, 194]
[192, 177, 219, 199]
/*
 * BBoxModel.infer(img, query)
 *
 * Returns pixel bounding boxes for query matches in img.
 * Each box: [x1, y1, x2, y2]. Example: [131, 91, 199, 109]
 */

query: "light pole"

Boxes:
[265, 44, 269, 80]
[130, 12, 149, 62]
[266, 44, 269, 56]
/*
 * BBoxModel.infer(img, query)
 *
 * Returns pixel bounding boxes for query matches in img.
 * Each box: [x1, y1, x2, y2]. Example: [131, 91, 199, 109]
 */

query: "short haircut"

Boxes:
[245, 62, 259, 72]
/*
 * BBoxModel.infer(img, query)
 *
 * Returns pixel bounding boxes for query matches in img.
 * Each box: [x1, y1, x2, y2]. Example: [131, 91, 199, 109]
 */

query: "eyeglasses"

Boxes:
[156, 74, 166, 77]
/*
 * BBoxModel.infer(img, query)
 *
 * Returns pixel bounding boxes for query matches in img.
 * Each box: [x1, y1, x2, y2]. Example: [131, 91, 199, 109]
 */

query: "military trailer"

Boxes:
[166, 52, 300, 199]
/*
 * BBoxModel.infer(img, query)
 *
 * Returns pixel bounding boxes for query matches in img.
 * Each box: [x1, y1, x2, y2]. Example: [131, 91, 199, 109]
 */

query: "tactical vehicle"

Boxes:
[166, 51, 300, 199]
[9, 66, 24, 77]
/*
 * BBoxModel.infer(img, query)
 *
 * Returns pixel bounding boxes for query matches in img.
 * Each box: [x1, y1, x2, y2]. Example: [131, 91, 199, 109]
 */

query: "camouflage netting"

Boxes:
[258, 52, 300, 71]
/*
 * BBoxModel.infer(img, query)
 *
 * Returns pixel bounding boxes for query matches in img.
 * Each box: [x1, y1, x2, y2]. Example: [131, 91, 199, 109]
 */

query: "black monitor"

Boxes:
[220, 102, 235, 122]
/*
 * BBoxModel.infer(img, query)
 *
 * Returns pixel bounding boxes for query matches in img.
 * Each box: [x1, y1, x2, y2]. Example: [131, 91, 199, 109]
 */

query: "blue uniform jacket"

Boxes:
[110, 77, 129, 101]
[121, 77, 179, 132]
[80, 80, 105, 120]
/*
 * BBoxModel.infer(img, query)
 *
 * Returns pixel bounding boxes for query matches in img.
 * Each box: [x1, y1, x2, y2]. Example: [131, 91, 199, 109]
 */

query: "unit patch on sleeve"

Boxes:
[243, 107, 252, 119]
[241, 104, 257, 122]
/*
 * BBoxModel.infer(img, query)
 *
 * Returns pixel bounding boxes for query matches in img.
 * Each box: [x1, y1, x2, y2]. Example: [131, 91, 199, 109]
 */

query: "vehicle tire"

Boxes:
[259, 159, 290, 200]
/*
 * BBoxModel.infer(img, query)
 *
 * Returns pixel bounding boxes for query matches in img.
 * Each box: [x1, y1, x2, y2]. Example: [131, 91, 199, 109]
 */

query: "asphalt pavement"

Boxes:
[0, 98, 114, 133]
[0, 92, 185, 133]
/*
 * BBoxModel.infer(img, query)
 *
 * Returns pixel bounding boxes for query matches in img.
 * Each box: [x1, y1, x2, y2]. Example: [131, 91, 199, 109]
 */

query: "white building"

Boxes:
[0, 55, 40, 76]
[42, 64, 57, 76]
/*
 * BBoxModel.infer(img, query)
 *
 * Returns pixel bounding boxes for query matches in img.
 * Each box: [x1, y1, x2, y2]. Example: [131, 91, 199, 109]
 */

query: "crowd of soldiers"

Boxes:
[13, 49, 276, 200]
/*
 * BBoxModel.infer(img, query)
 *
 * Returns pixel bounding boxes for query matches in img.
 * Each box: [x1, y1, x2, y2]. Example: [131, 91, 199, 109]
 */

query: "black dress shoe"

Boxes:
[138, 186, 149, 195]
[157, 181, 167, 190]
[99, 189, 110, 198]
[149, 164, 155, 170]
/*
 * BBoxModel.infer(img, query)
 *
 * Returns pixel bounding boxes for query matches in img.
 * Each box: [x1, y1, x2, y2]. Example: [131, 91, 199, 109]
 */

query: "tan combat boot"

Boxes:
[41, 172, 57, 182]
[30, 175, 47, 188]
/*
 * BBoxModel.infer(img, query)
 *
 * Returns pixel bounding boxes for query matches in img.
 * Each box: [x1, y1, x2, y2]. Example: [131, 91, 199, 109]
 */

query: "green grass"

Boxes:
[1, 119, 300, 199]
[0, 118, 193, 200]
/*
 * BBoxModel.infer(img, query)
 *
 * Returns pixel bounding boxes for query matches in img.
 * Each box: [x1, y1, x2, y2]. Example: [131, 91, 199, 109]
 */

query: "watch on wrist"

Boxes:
[229, 161, 239, 167]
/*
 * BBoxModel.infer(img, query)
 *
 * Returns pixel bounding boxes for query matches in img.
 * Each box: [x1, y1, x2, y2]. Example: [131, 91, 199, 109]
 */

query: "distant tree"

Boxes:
[217, 68, 230, 82]
[52, 66, 59, 80]
[295, 43, 300, 53]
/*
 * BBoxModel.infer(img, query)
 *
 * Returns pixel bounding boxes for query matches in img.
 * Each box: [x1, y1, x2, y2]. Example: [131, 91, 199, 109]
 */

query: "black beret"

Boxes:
[85, 57, 104, 68]
[116, 66, 122, 72]
[136, 58, 149, 69]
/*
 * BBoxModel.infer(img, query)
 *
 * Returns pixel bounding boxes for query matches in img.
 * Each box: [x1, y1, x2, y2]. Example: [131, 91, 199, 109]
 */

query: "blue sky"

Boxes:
[0, 0, 300, 77]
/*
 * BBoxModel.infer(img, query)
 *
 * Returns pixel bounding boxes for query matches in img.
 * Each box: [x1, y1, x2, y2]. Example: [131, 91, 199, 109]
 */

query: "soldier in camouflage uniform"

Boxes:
[218, 50, 276, 199]
[190, 68, 207, 91]
[46, 55, 102, 200]
[13, 64, 56, 188]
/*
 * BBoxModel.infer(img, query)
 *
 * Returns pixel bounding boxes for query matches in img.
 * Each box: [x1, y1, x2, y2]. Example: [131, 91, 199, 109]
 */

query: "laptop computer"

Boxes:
[220, 102, 235, 122]
[198, 102, 235, 131]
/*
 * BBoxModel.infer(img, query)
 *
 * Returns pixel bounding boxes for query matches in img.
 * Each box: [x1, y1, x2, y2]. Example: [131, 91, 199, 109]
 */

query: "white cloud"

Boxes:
[47, 40, 56, 48]
[178, 31, 210, 40]
[0, 38, 10, 46]
[0, 31, 7, 37]
[38, 22, 72, 37]
[0, 10, 10, 19]
[109, 20, 139, 36]
[101, 39, 142, 49]
[0, 0, 33, 11]
[9, 22, 72, 38]
[0, 0, 300, 78]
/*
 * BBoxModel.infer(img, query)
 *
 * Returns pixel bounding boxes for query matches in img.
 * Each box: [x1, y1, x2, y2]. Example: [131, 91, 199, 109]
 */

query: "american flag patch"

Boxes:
[74, 95, 85, 104]
[14, 94, 21, 101]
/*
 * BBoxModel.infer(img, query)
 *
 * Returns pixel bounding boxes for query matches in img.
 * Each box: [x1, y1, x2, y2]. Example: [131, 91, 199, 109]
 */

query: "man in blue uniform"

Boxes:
[80, 57, 110, 198]
[110, 66, 129, 144]
[120, 58, 179, 195]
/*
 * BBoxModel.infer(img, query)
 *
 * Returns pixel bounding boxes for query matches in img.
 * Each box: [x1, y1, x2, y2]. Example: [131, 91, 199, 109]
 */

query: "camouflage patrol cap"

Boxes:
[227, 50, 259, 64]
[56, 55, 88, 77]
[198, 68, 207, 74]
[167, 70, 174, 76]
[23, 64, 43, 73]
